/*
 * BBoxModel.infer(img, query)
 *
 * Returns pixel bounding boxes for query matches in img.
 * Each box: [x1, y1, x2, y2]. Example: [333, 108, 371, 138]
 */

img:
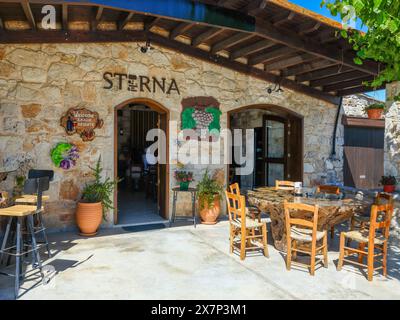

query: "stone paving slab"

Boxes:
[0, 221, 399, 300]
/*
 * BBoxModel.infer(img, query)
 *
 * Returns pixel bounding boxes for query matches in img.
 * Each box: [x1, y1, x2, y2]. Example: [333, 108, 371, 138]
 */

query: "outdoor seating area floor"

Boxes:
[0, 221, 400, 300]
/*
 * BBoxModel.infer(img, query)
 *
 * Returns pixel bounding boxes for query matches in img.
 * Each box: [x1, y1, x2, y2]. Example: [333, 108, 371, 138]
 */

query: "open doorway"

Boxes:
[228, 105, 303, 191]
[114, 100, 169, 226]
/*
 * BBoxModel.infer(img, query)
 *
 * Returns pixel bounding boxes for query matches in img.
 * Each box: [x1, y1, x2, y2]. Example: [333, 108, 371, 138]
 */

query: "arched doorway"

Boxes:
[227, 104, 303, 190]
[114, 98, 169, 225]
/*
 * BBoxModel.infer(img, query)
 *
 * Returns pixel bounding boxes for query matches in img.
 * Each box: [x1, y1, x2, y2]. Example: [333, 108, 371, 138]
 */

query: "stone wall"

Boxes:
[0, 42, 346, 230]
[385, 82, 400, 180]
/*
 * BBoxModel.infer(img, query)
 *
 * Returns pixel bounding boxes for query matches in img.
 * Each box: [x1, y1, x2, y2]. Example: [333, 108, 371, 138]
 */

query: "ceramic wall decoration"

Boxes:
[51, 143, 79, 170]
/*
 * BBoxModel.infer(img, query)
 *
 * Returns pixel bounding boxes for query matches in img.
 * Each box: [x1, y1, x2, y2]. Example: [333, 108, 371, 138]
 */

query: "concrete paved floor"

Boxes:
[1, 221, 400, 300]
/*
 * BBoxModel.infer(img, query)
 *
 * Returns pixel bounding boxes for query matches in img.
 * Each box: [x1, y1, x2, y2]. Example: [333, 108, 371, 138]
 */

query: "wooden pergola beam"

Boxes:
[273, 12, 296, 27]
[91, 6, 103, 31]
[62, 3, 68, 30]
[230, 39, 274, 60]
[242, 0, 268, 16]
[210, 32, 253, 54]
[298, 22, 321, 36]
[191, 27, 224, 47]
[296, 65, 353, 83]
[143, 16, 160, 32]
[338, 85, 385, 97]
[248, 46, 297, 66]
[20, 0, 35, 30]
[282, 59, 337, 78]
[324, 76, 374, 92]
[254, 18, 379, 75]
[170, 22, 194, 40]
[265, 53, 315, 73]
[0, 29, 147, 43]
[119, 12, 135, 30]
[310, 70, 367, 87]
[147, 32, 340, 105]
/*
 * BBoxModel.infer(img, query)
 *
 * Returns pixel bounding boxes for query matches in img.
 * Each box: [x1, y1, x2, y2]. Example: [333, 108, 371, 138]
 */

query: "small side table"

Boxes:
[170, 187, 197, 228]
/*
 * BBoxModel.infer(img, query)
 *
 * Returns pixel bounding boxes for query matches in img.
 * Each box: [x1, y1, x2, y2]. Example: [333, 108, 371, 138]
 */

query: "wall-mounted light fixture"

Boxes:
[267, 82, 284, 94]
[138, 39, 153, 54]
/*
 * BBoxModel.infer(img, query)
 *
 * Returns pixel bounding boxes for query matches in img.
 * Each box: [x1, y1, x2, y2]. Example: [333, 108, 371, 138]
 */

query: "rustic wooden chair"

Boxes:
[350, 192, 394, 233]
[275, 180, 295, 191]
[284, 200, 328, 276]
[337, 203, 393, 281]
[225, 191, 269, 260]
[229, 183, 261, 221]
[315, 185, 341, 239]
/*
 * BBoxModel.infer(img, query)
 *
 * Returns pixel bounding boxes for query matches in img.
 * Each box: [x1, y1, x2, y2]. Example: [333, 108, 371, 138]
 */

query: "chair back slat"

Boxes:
[369, 204, 393, 241]
[375, 192, 394, 205]
[28, 169, 54, 182]
[316, 185, 340, 195]
[284, 200, 319, 236]
[225, 191, 246, 227]
[275, 180, 295, 191]
[229, 183, 240, 195]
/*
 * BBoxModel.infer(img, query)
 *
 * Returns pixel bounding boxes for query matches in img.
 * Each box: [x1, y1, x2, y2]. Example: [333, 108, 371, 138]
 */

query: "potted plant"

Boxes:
[76, 157, 119, 236]
[174, 171, 194, 191]
[364, 103, 386, 120]
[197, 170, 223, 225]
[380, 175, 397, 193]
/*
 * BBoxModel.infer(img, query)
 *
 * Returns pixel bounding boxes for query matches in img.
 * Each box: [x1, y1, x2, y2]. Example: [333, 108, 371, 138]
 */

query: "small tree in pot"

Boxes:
[76, 157, 120, 236]
[380, 176, 397, 193]
[197, 170, 223, 225]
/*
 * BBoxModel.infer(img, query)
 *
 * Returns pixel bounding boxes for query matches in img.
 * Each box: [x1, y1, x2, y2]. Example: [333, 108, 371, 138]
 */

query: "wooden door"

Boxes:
[344, 126, 384, 189]
[286, 115, 303, 182]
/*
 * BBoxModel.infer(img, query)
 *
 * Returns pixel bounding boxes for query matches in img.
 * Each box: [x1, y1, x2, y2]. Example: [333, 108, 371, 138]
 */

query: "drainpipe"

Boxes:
[330, 97, 343, 160]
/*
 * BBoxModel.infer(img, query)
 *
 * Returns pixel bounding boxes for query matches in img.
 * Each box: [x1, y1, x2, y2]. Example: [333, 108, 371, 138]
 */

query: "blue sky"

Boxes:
[290, 0, 386, 101]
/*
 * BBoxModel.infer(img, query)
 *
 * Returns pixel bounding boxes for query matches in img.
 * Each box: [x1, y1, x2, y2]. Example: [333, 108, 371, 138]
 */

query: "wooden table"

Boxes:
[247, 187, 371, 252]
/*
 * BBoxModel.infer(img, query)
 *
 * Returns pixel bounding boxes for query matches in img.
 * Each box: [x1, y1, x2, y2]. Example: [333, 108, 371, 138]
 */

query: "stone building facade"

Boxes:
[0, 41, 384, 231]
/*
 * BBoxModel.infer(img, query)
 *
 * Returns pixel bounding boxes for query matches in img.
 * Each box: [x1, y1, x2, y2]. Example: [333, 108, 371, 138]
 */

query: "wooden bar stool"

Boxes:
[0, 178, 47, 298]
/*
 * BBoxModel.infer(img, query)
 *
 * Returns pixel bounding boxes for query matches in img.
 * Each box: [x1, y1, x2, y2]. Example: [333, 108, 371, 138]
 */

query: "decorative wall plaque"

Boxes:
[60, 108, 103, 141]
[181, 96, 222, 140]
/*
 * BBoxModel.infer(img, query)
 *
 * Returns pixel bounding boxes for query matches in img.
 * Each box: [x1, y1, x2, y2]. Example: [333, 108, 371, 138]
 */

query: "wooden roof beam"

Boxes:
[338, 85, 385, 97]
[296, 65, 353, 83]
[119, 11, 135, 30]
[254, 17, 379, 75]
[143, 16, 161, 32]
[298, 22, 321, 36]
[170, 22, 194, 40]
[210, 32, 253, 55]
[265, 53, 316, 73]
[230, 39, 275, 60]
[282, 59, 337, 78]
[91, 6, 103, 31]
[191, 27, 224, 47]
[242, 0, 268, 16]
[62, 3, 68, 30]
[273, 12, 296, 27]
[20, 0, 36, 30]
[324, 76, 374, 92]
[310, 70, 368, 87]
[147, 32, 340, 105]
[248, 46, 297, 66]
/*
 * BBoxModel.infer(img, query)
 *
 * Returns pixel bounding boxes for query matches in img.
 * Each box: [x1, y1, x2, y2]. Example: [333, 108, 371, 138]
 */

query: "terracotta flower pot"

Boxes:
[199, 196, 221, 225]
[367, 108, 383, 119]
[76, 201, 103, 236]
[383, 185, 396, 193]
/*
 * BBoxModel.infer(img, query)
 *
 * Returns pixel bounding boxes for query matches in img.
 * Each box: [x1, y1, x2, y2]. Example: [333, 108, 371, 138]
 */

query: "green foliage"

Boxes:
[81, 157, 120, 220]
[197, 170, 223, 210]
[364, 102, 387, 112]
[380, 175, 397, 185]
[205, 107, 222, 132]
[181, 107, 196, 129]
[322, 0, 400, 92]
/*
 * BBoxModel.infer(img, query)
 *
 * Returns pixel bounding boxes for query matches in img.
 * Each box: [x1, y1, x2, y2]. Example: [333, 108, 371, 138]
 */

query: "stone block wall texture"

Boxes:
[0, 42, 369, 230]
